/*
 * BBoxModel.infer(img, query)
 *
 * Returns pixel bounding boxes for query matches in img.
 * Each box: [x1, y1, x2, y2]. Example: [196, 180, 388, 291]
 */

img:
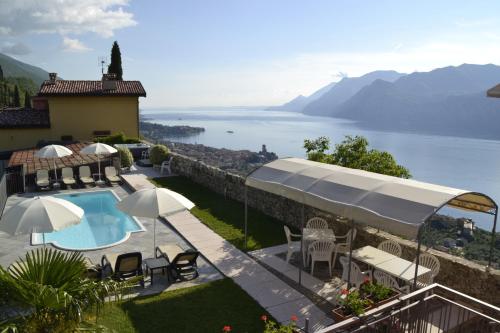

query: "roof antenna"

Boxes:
[98, 56, 107, 75]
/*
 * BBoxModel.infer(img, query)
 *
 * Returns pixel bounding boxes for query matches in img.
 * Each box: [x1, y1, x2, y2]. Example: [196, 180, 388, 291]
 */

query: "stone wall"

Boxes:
[169, 152, 500, 306]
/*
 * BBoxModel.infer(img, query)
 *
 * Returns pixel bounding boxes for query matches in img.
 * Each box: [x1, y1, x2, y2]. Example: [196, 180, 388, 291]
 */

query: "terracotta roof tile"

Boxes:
[38, 80, 146, 97]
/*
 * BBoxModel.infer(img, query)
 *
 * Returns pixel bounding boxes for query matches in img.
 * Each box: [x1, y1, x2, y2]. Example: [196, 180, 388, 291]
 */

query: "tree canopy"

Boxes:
[13, 85, 20, 107]
[304, 135, 411, 178]
[107, 41, 123, 80]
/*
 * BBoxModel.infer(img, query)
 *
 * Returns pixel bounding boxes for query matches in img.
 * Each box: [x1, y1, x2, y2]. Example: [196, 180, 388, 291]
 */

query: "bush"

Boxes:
[149, 144, 169, 165]
[95, 132, 141, 145]
[117, 147, 133, 168]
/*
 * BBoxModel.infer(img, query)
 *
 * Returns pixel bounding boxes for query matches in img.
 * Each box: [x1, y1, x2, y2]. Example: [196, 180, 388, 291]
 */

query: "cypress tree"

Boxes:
[24, 91, 31, 108]
[13, 85, 20, 107]
[107, 41, 123, 80]
[0, 65, 3, 81]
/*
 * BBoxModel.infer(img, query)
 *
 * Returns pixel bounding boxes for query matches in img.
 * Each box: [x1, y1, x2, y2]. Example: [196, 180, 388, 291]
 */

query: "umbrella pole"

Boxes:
[153, 217, 156, 257]
[43, 233, 46, 248]
[98, 154, 102, 182]
[53, 159, 58, 183]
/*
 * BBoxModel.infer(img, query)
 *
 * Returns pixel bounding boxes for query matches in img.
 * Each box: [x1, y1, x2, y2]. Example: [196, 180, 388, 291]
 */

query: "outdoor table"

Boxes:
[351, 245, 431, 283]
[143, 257, 169, 285]
[302, 228, 336, 265]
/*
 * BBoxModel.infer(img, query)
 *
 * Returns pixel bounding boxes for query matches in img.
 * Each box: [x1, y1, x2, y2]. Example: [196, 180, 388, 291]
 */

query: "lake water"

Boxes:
[142, 108, 500, 231]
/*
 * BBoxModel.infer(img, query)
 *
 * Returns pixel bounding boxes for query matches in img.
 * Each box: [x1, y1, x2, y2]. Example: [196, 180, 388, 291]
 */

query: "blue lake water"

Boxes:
[143, 109, 500, 231]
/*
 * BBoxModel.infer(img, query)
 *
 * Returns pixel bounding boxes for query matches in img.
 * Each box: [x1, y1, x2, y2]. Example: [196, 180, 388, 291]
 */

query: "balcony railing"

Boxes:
[316, 283, 500, 333]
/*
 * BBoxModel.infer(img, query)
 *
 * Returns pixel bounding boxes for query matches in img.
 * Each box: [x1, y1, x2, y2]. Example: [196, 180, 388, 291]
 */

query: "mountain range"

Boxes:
[0, 53, 50, 86]
[270, 64, 500, 139]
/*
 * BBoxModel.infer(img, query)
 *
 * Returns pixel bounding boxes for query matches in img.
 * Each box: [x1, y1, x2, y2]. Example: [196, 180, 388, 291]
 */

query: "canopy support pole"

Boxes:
[244, 186, 248, 251]
[413, 225, 424, 291]
[299, 204, 305, 286]
[347, 220, 354, 289]
[488, 208, 498, 269]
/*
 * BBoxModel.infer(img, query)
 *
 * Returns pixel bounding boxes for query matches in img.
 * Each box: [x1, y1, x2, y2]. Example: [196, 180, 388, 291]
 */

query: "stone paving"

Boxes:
[0, 183, 223, 297]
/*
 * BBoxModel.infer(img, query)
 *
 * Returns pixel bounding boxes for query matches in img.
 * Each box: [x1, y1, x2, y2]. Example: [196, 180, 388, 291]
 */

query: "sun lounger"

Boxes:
[36, 169, 50, 190]
[101, 252, 144, 286]
[156, 245, 199, 282]
[61, 167, 76, 187]
[79, 166, 95, 186]
[104, 166, 121, 185]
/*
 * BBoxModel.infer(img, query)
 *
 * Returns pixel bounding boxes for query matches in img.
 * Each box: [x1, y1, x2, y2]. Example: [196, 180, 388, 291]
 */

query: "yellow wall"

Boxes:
[0, 96, 140, 152]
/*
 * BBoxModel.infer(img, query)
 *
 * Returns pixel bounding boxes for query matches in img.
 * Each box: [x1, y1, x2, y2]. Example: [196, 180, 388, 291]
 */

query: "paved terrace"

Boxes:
[122, 173, 334, 331]
[0, 183, 223, 297]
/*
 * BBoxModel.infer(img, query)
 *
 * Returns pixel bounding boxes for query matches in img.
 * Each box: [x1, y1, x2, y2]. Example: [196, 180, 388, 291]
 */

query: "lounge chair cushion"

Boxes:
[157, 244, 183, 261]
[62, 168, 76, 185]
[36, 170, 50, 187]
[105, 166, 120, 183]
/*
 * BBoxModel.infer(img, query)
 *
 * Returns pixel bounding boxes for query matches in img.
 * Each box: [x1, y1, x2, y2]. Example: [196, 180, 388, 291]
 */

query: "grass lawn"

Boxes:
[94, 279, 268, 332]
[151, 176, 287, 251]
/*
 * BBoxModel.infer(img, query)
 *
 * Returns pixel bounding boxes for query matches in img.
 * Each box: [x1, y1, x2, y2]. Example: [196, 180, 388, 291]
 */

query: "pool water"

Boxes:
[37, 191, 144, 250]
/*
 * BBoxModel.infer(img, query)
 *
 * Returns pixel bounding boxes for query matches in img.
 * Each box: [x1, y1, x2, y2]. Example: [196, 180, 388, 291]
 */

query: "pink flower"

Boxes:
[291, 315, 298, 322]
[341, 289, 349, 295]
[223, 325, 232, 332]
[261, 315, 268, 321]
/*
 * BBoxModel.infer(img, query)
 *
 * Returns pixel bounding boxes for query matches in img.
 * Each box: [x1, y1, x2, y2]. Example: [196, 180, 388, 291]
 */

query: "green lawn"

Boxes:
[95, 279, 268, 332]
[151, 176, 287, 251]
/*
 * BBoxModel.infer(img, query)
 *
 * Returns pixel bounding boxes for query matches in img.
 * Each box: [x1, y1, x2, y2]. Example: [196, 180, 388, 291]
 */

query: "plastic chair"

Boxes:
[378, 240, 402, 257]
[339, 256, 372, 288]
[414, 253, 440, 287]
[308, 240, 335, 277]
[306, 217, 328, 229]
[284, 225, 301, 263]
[374, 270, 409, 293]
[332, 228, 357, 268]
[160, 156, 173, 174]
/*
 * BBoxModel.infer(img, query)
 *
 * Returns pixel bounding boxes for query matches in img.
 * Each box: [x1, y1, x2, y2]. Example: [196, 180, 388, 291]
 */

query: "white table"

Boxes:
[351, 246, 431, 283]
[302, 228, 336, 265]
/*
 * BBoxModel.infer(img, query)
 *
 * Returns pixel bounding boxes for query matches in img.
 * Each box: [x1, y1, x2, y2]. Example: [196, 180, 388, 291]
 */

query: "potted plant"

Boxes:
[360, 280, 400, 306]
[332, 289, 373, 322]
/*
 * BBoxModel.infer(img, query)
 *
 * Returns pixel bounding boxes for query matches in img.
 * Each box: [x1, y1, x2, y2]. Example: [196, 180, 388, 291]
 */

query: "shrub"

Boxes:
[117, 147, 133, 168]
[149, 144, 170, 165]
[95, 132, 141, 145]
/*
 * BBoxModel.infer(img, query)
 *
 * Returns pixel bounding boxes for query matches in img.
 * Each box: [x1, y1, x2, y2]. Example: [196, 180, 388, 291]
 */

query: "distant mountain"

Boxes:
[0, 53, 50, 86]
[267, 81, 336, 112]
[302, 70, 405, 116]
[332, 64, 500, 139]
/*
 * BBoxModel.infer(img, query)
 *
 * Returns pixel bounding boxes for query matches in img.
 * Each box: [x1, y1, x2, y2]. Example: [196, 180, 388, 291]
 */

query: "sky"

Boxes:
[1, 0, 500, 107]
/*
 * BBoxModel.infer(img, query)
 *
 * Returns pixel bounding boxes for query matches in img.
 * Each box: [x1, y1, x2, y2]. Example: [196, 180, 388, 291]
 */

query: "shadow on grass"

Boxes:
[151, 176, 286, 251]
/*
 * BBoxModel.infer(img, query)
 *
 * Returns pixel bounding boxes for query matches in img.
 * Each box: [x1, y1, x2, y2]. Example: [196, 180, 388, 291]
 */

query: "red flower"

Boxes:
[261, 315, 268, 321]
[223, 325, 232, 332]
[363, 276, 371, 283]
[341, 289, 349, 295]
[290, 315, 298, 322]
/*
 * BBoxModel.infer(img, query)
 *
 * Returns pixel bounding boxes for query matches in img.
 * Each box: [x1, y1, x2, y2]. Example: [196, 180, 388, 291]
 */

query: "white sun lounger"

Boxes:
[105, 166, 121, 184]
[79, 166, 95, 186]
[36, 169, 50, 190]
[61, 167, 76, 186]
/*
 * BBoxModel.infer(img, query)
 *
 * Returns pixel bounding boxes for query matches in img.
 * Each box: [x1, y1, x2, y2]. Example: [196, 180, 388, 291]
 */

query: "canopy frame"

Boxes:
[243, 158, 498, 289]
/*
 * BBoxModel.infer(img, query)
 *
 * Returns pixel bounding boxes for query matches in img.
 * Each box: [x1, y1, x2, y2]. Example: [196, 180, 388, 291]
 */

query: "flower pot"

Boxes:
[371, 290, 400, 307]
[332, 307, 354, 323]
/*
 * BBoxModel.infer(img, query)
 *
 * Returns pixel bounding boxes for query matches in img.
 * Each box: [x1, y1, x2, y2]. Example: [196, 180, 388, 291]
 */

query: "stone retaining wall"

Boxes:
[169, 152, 500, 306]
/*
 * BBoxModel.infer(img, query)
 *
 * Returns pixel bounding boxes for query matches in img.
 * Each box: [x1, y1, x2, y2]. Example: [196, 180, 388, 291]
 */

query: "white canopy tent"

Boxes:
[244, 158, 498, 287]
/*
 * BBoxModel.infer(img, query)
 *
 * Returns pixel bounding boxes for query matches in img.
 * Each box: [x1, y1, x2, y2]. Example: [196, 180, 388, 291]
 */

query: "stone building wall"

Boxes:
[169, 152, 500, 306]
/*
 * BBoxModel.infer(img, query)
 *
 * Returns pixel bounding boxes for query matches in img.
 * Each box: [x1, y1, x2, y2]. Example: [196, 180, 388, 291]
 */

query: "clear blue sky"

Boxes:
[1, 0, 500, 107]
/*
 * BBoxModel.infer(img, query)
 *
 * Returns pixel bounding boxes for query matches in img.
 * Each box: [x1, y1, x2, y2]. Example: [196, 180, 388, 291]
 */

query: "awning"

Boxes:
[246, 158, 497, 238]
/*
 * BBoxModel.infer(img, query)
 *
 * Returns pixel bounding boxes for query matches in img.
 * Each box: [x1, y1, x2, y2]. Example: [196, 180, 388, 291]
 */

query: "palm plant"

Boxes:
[0, 248, 130, 332]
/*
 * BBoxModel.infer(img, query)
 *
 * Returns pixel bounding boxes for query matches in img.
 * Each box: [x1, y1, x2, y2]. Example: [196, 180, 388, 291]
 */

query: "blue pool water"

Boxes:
[40, 191, 144, 250]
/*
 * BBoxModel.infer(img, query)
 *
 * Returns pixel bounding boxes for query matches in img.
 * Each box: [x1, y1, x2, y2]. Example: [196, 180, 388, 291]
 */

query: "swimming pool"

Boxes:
[32, 190, 145, 251]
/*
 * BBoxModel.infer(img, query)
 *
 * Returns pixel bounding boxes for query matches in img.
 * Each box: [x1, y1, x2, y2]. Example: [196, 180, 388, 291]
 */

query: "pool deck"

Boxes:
[0, 182, 223, 297]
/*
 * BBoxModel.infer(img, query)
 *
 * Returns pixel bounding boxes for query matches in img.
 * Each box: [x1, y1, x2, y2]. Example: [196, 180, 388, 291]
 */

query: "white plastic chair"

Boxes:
[332, 228, 357, 268]
[414, 253, 440, 287]
[378, 240, 402, 257]
[306, 217, 328, 229]
[308, 240, 335, 277]
[160, 156, 173, 175]
[374, 270, 409, 294]
[284, 226, 301, 263]
[339, 256, 372, 288]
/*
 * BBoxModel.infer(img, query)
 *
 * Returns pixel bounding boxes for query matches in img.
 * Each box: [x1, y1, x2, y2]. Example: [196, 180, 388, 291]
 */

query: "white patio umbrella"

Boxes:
[34, 145, 73, 187]
[80, 143, 118, 185]
[0, 196, 84, 245]
[116, 188, 195, 255]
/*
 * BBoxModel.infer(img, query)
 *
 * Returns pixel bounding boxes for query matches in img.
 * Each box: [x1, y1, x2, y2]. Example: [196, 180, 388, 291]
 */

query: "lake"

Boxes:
[142, 108, 500, 231]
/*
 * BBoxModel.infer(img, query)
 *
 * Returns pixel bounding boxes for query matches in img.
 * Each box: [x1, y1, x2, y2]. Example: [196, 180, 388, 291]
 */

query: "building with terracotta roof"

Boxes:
[0, 73, 146, 152]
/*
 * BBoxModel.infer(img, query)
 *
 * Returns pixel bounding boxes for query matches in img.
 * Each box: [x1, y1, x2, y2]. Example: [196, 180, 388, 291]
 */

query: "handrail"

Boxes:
[0, 174, 7, 217]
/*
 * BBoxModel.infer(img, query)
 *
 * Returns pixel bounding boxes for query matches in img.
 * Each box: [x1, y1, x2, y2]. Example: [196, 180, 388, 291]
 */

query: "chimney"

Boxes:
[48, 72, 57, 84]
[102, 73, 117, 91]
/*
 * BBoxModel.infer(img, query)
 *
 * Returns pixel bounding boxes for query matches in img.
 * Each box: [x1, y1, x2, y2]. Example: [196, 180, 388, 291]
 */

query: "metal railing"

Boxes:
[317, 284, 500, 333]
[0, 174, 7, 217]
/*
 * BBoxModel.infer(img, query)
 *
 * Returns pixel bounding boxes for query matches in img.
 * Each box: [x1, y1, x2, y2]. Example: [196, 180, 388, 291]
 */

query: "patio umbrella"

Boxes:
[0, 196, 84, 245]
[116, 188, 195, 255]
[80, 143, 118, 185]
[34, 145, 73, 187]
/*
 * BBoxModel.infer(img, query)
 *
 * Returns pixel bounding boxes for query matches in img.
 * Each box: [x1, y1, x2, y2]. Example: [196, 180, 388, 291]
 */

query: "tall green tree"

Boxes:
[24, 90, 31, 108]
[107, 41, 123, 80]
[304, 135, 411, 178]
[13, 84, 20, 107]
[0, 64, 3, 81]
